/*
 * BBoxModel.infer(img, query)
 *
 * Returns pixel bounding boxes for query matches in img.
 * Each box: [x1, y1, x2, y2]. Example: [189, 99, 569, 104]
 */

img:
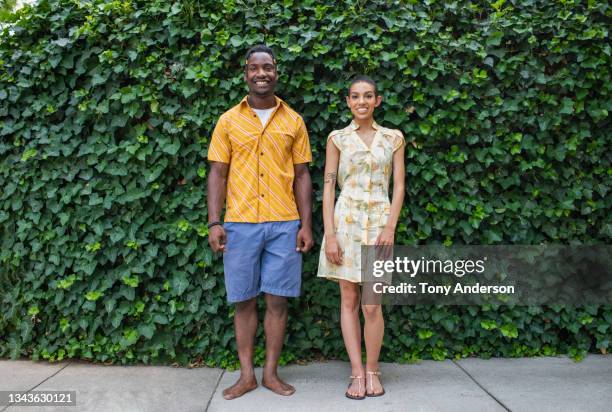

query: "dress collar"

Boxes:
[349, 119, 379, 130]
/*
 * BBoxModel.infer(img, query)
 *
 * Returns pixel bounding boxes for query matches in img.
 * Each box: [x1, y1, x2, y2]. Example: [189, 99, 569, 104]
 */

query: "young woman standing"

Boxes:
[317, 75, 405, 400]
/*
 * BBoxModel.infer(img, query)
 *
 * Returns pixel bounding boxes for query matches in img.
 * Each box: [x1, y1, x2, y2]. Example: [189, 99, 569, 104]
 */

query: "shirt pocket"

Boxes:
[265, 129, 294, 160]
[230, 132, 259, 155]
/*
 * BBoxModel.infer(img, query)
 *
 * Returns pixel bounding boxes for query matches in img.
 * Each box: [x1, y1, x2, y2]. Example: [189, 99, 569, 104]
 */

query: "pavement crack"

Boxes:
[452, 359, 512, 412]
[205, 369, 224, 412]
[2, 360, 72, 411]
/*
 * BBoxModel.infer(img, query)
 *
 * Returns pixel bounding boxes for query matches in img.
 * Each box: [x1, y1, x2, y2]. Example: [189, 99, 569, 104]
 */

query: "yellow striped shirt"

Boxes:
[207, 95, 312, 223]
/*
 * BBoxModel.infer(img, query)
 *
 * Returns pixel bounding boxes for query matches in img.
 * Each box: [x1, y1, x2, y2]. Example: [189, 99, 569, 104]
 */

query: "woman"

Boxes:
[317, 75, 405, 400]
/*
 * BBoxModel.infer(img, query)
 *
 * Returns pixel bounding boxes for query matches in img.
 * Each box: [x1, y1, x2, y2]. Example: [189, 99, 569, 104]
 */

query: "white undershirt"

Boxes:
[253, 108, 274, 127]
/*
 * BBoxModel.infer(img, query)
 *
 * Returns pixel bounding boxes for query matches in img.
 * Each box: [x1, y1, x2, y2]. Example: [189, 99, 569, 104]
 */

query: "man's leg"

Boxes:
[221, 222, 264, 400]
[222, 297, 259, 400]
[259, 221, 301, 395]
[261, 293, 295, 395]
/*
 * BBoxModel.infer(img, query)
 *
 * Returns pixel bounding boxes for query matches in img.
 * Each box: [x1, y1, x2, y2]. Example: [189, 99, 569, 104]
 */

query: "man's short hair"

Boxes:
[245, 45, 276, 65]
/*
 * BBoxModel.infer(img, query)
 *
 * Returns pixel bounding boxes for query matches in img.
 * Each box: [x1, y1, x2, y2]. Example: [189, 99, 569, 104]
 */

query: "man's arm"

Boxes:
[207, 161, 229, 252]
[293, 163, 314, 252]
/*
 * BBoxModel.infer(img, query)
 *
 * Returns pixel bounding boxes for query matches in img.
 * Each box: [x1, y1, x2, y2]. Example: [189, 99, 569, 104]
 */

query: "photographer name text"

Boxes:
[372, 282, 515, 295]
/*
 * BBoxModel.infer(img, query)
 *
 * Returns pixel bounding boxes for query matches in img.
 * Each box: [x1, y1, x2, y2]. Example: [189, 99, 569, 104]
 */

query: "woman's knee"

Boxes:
[339, 282, 360, 312]
[361, 304, 382, 319]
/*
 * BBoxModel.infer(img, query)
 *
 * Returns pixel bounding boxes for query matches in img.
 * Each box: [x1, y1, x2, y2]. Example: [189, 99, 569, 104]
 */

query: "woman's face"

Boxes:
[346, 81, 382, 121]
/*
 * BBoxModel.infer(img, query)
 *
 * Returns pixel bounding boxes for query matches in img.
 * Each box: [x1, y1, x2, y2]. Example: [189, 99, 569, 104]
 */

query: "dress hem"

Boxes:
[316, 274, 363, 285]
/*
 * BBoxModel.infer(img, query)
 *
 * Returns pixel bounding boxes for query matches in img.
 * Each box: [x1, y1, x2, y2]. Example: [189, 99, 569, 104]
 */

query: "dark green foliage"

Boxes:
[0, 0, 17, 23]
[1, 0, 610, 366]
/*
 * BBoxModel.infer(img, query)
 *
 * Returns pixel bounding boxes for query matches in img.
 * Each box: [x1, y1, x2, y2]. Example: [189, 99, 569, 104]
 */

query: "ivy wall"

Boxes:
[1, 0, 610, 365]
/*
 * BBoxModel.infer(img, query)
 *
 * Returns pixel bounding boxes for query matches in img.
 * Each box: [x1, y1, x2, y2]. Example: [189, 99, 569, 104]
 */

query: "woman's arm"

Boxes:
[376, 136, 405, 246]
[386, 141, 406, 231]
[323, 137, 343, 265]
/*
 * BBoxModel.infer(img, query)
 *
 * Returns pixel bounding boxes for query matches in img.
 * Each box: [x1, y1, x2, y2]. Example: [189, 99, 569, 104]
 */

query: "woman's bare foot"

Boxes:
[222, 375, 258, 400]
[261, 373, 295, 396]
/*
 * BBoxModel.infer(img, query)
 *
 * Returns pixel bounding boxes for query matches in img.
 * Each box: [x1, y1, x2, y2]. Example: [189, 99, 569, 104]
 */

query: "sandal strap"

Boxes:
[366, 370, 383, 395]
[350, 375, 363, 391]
[348, 375, 364, 396]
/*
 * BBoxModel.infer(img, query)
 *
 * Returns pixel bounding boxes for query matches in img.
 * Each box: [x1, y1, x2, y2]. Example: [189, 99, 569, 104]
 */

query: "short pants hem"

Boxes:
[227, 290, 260, 304]
[260, 285, 301, 298]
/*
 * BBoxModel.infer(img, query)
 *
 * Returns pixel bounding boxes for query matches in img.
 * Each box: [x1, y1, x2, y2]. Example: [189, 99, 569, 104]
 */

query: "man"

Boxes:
[206, 45, 314, 400]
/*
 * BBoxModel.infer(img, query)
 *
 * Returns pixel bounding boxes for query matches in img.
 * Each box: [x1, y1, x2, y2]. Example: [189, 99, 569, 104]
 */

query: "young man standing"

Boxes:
[206, 45, 314, 400]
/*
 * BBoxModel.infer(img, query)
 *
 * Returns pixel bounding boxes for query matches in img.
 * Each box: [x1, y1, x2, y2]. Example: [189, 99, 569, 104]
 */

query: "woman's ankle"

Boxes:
[365, 363, 380, 372]
[350, 364, 365, 376]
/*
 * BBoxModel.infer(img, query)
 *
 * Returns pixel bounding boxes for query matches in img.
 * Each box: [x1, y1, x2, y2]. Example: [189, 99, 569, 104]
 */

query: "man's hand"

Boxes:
[295, 226, 314, 253]
[209, 225, 227, 253]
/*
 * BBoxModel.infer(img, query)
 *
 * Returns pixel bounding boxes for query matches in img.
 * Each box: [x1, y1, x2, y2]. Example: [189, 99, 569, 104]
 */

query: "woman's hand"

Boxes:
[375, 226, 394, 260]
[325, 234, 343, 265]
[375, 226, 395, 246]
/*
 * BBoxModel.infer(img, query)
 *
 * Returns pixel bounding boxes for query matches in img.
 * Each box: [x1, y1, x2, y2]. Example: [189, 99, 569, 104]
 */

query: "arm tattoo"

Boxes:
[325, 172, 337, 183]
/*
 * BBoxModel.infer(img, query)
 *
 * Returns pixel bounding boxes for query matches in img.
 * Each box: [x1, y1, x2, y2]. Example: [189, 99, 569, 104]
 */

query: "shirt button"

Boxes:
[260, 152, 264, 156]
[261, 194, 264, 197]
[260, 173, 264, 177]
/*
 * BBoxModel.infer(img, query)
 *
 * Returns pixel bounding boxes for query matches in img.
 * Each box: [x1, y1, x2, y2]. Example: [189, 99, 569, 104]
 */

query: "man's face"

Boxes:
[244, 52, 278, 97]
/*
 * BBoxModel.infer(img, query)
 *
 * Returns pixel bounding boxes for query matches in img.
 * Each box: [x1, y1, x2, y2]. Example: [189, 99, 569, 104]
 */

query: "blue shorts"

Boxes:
[223, 220, 302, 303]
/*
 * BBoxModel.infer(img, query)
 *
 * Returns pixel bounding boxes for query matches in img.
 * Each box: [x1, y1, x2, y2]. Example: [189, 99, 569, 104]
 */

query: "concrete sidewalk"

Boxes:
[0, 355, 610, 412]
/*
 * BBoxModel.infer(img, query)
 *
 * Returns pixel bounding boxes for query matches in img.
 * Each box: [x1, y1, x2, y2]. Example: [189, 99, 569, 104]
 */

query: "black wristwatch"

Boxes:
[207, 221, 222, 229]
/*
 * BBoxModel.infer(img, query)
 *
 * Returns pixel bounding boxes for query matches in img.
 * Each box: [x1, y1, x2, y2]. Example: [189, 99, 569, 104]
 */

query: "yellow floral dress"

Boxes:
[317, 120, 405, 283]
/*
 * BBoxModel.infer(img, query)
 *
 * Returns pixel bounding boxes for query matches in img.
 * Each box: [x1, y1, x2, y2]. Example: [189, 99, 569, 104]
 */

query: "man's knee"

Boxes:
[235, 297, 257, 314]
[265, 294, 288, 317]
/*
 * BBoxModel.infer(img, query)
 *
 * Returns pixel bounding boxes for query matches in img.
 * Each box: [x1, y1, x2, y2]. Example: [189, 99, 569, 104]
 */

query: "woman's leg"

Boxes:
[339, 279, 365, 397]
[362, 304, 384, 395]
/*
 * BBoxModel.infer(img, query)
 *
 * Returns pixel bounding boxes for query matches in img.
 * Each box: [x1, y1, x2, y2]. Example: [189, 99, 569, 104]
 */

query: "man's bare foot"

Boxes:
[261, 374, 295, 396]
[222, 375, 258, 400]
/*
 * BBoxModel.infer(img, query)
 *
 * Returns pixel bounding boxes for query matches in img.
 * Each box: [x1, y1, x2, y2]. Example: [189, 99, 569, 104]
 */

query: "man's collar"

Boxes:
[349, 119, 379, 130]
[241, 95, 282, 110]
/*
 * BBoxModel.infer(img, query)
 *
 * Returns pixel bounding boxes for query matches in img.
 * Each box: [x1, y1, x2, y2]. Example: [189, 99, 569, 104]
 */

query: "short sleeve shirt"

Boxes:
[207, 95, 312, 223]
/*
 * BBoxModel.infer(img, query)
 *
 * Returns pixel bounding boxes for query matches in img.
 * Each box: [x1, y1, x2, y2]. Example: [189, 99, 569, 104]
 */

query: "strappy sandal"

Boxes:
[366, 370, 385, 397]
[345, 375, 366, 400]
